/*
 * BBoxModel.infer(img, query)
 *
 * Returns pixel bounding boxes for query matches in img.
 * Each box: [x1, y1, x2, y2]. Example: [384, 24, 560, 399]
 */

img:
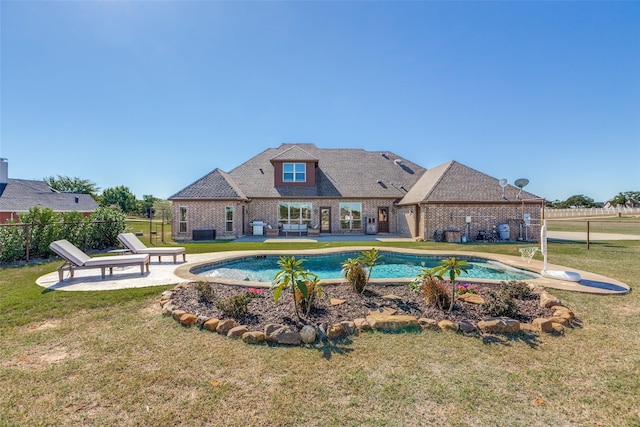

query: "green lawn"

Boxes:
[1, 233, 639, 426]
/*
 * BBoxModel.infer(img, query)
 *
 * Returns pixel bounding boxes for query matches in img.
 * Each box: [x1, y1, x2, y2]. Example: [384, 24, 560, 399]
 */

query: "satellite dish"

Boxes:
[499, 179, 508, 199]
[514, 178, 529, 200]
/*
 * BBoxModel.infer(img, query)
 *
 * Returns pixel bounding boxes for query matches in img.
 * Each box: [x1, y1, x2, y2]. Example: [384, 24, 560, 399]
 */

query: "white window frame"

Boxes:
[225, 206, 234, 232]
[278, 202, 312, 226]
[339, 202, 362, 230]
[283, 162, 306, 182]
[179, 206, 187, 233]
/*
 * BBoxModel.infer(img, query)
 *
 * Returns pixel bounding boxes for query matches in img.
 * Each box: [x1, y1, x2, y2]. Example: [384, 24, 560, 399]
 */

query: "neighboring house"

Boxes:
[0, 158, 99, 223]
[169, 144, 543, 241]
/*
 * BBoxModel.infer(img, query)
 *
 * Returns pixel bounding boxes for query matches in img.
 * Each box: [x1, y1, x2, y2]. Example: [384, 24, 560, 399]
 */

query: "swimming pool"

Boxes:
[192, 251, 540, 283]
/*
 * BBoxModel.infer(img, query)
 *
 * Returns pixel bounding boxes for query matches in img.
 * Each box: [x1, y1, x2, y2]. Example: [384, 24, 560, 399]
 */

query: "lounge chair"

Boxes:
[117, 232, 186, 263]
[49, 239, 150, 282]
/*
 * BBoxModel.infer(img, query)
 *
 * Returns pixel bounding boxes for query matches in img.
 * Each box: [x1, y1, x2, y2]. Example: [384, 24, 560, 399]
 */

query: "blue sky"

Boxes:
[1, 1, 639, 203]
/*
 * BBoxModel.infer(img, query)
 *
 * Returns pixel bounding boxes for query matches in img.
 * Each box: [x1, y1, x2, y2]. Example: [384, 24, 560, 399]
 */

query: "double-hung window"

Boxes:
[283, 163, 306, 182]
[179, 207, 187, 233]
[225, 206, 234, 232]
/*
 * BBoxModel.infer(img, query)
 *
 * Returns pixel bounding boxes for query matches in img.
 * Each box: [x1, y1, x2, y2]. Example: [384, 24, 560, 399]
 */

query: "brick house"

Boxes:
[169, 144, 543, 241]
[0, 158, 98, 223]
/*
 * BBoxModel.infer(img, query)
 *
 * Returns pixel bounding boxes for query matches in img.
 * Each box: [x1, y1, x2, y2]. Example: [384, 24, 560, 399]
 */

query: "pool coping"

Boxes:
[176, 246, 631, 295]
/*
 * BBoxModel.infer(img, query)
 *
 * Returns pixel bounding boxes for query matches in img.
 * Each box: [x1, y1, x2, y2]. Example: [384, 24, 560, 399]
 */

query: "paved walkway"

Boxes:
[35, 235, 631, 295]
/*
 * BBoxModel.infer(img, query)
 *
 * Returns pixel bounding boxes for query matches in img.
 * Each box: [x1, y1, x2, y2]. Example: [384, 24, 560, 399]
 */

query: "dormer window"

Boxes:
[283, 163, 306, 182]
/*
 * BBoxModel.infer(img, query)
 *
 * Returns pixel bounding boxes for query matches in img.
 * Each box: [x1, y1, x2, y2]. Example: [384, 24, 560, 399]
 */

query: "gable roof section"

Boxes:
[269, 144, 318, 162]
[0, 179, 98, 213]
[400, 161, 538, 204]
[170, 168, 248, 200]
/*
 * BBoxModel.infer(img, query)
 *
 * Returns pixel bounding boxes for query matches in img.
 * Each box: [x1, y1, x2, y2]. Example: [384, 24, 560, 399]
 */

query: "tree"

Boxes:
[101, 186, 139, 214]
[153, 199, 173, 222]
[44, 175, 99, 199]
[609, 191, 640, 207]
[140, 194, 158, 217]
[556, 194, 598, 209]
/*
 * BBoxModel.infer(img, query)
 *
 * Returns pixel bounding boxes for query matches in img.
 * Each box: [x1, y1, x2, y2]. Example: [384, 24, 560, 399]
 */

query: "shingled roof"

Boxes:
[170, 168, 248, 200]
[171, 143, 427, 199]
[400, 161, 538, 204]
[0, 179, 98, 213]
[170, 144, 539, 203]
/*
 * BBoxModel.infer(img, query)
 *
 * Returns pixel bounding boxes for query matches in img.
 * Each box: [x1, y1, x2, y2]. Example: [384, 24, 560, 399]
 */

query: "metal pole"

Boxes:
[587, 220, 590, 250]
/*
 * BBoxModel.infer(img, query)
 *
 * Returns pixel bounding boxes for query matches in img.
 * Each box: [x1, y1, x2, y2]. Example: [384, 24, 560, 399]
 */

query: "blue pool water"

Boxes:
[193, 251, 539, 283]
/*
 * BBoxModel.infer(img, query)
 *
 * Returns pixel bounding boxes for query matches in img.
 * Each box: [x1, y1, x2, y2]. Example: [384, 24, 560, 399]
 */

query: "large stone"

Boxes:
[477, 317, 521, 334]
[548, 316, 570, 327]
[340, 321, 357, 335]
[457, 293, 485, 305]
[179, 313, 198, 326]
[368, 307, 397, 317]
[330, 298, 346, 306]
[366, 315, 419, 332]
[326, 323, 346, 339]
[171, 309, 186, 322]
[264, 324, 285, 342]
[418, 318, 439, 331]
[272, 326, 302, 345]
[438, 319, 458, 332]
[458, 320, 476, 333]
[216, 319, 237, 335]
[242, 331, 266, 344]
[531, 318, 554, 333]
[203, 318, 220, 332]
[551, 322, 565, 334]
[227, 325, 249, 338]
[540, 292, 562, 309]
[353, 318, 372, 332]
[382, 294, 404, 301]
[299, 325, 317, 343]
[551, 306, 575, 322]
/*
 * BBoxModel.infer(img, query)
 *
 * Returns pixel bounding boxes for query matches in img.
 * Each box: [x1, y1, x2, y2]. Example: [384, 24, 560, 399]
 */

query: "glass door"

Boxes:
[320, 207, 331, 233]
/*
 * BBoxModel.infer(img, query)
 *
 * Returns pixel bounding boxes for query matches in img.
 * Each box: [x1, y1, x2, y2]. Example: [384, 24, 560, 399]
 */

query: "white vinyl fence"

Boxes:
[545, 207, 640, 218]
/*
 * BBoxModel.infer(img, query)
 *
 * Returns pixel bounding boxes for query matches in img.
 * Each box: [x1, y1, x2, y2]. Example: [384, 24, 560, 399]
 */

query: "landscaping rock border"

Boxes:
[160, 282, 580, 346]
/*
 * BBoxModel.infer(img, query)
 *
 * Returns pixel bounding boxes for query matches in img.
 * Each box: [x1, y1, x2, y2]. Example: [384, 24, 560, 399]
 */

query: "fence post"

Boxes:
[587, 221, 590, 250]
[24, 223, 30, 261]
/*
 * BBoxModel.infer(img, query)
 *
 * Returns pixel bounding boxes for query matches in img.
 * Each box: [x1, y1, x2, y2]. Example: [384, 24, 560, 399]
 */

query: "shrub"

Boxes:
[342, 258, 367, 293]
[455, 284, 480, 295]
[216, 293, 252, 319]
[194, 281, 216, 304]
[87, 207, 126, 249]
[411, 267, 449, 310]
[421, 278, 451, 310]
[482, 290, 520, 318]
[294, 276, 326, 317]
[60, 211, 90, 249]
[499, 280, 532, 299]
[0, 222, 25, 262]
[272, 256, 322, 320]
[243, 288, 265, 299]
[341, 248, 382, 294]
[20, 206, 62, 258]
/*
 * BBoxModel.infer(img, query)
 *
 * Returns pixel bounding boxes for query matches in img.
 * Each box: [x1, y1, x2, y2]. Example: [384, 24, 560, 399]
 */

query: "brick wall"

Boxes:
[172, 198, 399, 239]
[419, 202, 543, 242]
[172, 199, 543, 242]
